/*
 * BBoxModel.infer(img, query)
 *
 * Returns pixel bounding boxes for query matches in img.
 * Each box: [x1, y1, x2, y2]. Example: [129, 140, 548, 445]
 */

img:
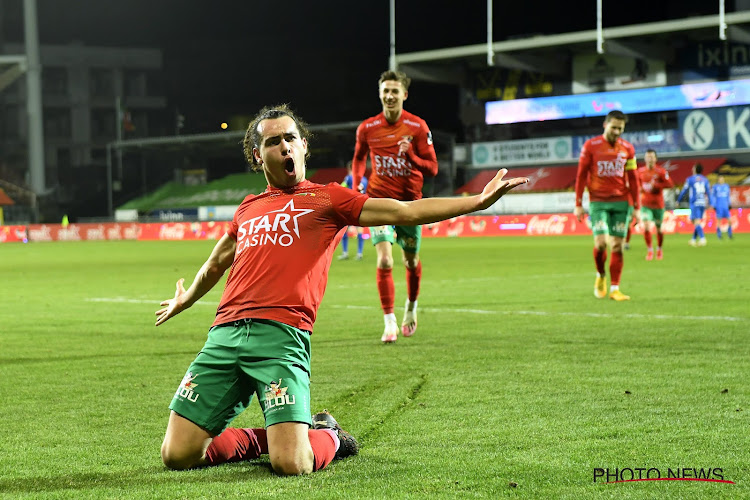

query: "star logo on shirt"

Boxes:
[269, 200, 314, 238]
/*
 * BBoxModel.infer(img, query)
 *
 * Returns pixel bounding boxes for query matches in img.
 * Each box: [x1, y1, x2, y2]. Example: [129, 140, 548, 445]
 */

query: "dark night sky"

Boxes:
[1, 0, 726, 136]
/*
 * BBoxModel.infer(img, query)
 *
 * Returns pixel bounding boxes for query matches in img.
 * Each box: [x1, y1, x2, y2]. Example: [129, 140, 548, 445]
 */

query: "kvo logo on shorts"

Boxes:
[174, 371, 200, 403]
[263, 379, 296, 412]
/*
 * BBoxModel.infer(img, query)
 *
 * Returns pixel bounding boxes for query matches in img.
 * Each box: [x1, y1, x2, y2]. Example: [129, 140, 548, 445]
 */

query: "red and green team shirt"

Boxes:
[637, 165, 673, 209]
[352, 110, 438, 201]
[213, 180, 368, 332]
[575, 135, 637, 205]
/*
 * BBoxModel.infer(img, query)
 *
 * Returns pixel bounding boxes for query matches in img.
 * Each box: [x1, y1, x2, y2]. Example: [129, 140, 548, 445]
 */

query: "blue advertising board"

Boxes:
[678, 106, 750, 151]
[571, 129, 683, 157]
[486, 78, 750, 125]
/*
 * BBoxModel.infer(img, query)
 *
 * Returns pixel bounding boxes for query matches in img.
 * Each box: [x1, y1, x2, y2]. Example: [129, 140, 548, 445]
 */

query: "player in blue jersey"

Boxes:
[338, 161, 369, 260]
[710, 175, 733, 240]
[677, 163, 711, 247]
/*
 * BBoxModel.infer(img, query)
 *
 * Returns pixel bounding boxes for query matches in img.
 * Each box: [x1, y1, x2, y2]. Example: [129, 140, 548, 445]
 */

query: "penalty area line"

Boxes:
[84, 298, 747, 322]
[327, 305, 747, 322]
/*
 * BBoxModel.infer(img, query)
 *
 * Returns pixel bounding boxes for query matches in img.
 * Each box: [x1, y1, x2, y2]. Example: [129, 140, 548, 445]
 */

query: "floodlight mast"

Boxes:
[24, 0, 46, 208]
[389, 0, 396, 70]
[487, 0, 494, 66]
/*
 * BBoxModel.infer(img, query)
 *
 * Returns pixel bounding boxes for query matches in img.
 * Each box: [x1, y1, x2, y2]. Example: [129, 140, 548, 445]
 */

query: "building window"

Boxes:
[44, 108, 72, 139]
[57, 147, 71, 168]
[90, 68, 115, 97]
[1, 108, 20, 139]
[91, 109, 116, 139]
[42, 67, 68, 96]
[124, 70, 147, 97]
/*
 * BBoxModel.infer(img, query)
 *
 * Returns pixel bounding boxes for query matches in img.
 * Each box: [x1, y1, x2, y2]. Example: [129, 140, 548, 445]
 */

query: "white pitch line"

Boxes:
[85, 297, 747, 322]
[331, 273, 589, 289]
[85, 297, 219, 306]
[327, 304, 746, 322]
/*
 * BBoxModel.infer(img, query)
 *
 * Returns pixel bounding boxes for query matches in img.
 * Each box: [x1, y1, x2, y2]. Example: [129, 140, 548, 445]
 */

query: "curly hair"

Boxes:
[242, 104, 312, 171]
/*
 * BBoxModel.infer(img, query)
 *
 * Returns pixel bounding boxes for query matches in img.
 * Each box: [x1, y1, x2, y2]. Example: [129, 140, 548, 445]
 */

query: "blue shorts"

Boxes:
[715, 206, 730, 219]
[690, 206, 706, 221]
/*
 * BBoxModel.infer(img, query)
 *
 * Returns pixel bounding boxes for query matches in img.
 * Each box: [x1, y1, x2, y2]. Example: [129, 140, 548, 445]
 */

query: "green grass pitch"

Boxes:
[1, 234, 748, 499]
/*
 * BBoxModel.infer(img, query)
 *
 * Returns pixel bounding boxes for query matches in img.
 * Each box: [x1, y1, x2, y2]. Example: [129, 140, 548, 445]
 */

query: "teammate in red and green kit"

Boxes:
[637, 149, 673, 260]
[155, 104, 528, 476]
[574, 110, 641, 301]
[352, 70, 439, 343]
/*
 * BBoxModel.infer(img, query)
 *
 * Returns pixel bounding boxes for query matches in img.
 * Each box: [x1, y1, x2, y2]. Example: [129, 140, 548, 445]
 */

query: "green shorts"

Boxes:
[589, 201, 630, 238]
[369, 224, 422, 253]
[641, 207, 665, 228]
[169, 318, 312, 435]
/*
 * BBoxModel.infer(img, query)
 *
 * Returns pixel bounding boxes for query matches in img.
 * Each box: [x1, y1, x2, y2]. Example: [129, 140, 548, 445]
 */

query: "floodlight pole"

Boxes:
[389, 0, 396, 70]
[487, 0, 494, 66]
[596, 0, 604, 53]
[106, 143, 113, 217]
[23, 0, 46, 204]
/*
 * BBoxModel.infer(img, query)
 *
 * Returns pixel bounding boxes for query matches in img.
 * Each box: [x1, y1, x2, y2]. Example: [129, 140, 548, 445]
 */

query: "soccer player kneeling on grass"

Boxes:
[574, 110, 641, 301]
[154, 104, 528, 475]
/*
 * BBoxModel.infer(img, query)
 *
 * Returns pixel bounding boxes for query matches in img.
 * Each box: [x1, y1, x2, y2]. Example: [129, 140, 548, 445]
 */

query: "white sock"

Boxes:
[405, 299, 417, 312]
[610, 285, 619, 292]
[384, 313, 397, 325]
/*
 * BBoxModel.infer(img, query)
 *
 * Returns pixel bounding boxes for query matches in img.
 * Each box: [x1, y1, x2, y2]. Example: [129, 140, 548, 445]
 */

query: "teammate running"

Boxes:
[352, 70, 439, 343]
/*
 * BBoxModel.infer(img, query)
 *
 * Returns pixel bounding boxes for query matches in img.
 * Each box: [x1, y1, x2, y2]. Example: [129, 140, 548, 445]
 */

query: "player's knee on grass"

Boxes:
[269, 449, 314, 475]
[161, 440, 204, 470]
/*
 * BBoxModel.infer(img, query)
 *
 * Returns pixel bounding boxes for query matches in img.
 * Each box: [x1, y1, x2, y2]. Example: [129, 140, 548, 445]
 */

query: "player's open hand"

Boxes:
[477, 168, 529, 210]
[155, 278, 187, 326]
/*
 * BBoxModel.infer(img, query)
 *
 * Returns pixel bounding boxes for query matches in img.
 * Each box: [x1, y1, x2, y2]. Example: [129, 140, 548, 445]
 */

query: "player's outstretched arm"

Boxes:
[155, 233, 236, 326]
[359, 168, 528, 227]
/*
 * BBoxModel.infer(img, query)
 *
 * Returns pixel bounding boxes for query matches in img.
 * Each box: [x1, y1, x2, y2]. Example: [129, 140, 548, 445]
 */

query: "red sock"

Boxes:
[625, 225, 632, 243]
[657, 232, 664, 248]
[205, 428, 267, 466]
[644, 231, 652, 248]
[376, 268, 395, 314]
[406, 261, 422, 302]
[593, 248, 607, 275]
[609, 251, 623, 286]
[308, 429, 338, 471]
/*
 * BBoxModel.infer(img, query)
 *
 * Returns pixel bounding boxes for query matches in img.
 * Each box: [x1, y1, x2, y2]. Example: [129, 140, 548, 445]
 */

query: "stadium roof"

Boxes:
[394, 10, 750, 84]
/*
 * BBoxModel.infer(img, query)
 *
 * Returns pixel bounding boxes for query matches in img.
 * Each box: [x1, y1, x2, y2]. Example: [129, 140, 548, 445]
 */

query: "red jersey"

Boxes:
[352, 110, 438, 201]
[575, 135, 640, 207]
[637, 165, 674, 209]
[213, 180, 368, 332]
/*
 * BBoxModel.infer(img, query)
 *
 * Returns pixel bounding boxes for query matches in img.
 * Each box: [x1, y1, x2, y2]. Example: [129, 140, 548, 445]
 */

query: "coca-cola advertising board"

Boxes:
[421, 209, 749, 238]
[6, 211, 748, 243]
